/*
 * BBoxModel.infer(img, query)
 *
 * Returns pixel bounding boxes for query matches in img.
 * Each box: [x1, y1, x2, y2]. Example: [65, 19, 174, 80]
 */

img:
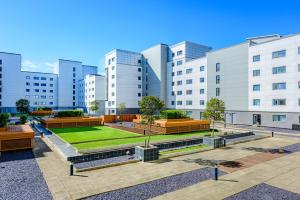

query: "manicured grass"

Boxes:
[160, 144, 208, 155]
[51, 126, 211, 150]
[51, 126, 140, 143]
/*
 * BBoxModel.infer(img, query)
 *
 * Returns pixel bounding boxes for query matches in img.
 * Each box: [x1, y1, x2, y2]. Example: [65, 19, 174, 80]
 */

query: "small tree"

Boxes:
[16, 99, 30, 114]
[117, 102, 126, 115]
[0, 113, 10, 128]
[20, 115, 28, 124]
[203, 98, 225, 137]
[89, 100, 100, 115]
[138, 96, 164, 147]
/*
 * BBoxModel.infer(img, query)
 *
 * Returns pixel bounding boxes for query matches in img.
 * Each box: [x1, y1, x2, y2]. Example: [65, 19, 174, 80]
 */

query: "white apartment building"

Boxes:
[78, 74, 106, 115]
[105, 33, 300, 129]
[0, 52, 104, 113]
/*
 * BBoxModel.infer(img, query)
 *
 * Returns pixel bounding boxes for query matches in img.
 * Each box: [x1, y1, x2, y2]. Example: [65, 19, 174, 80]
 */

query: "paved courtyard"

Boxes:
[29, 134, 300, 200]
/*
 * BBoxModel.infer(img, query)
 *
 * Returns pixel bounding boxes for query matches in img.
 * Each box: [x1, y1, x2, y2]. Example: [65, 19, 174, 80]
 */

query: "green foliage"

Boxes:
[89, 100, 100, 112]
[117, 102, 126, 114]
[160, 110, 188, 119]
[0, 113, 10, 128]
[138, 96, 165, 125]
[16, 99, 30, 114]
[20, 115, 28, 124]
[37, 107, 52, 111]
[57, 110, 84, 117]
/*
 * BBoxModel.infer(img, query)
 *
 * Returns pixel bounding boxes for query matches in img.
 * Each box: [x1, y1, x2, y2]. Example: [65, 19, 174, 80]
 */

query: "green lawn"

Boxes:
[51, 126, 211, 150]
[160, 144, 208, 155]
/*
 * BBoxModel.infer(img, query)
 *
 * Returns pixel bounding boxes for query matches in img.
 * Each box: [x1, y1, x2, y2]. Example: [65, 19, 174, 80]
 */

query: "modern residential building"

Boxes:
[0, 52, 104, 113]
[105, 33, 300, 129]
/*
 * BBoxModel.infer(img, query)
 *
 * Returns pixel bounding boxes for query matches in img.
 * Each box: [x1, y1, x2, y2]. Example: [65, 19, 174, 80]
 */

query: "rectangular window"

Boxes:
[33, 77, 39, 80]
[272, 66, 286, 74]
[177, 60, 183, 66]
[216, 88, 220, 96]
[138, 84, 141, 89]
[186, 68, 192, 74]
[200, 66, 205, 71]
[26, 89, 30, 92]
[186, 90, 192, 95]
[177, 71, 182, 76]
[200, 89, 205, 94]
[216, 75, 220, 84]
[26, 82, 30, 86]
[253, 69, 260, 77]
[298, 81, 300, 89]
[177, 81, 182, 85]
[186, 100, 193, 105]
[0, 60, 2, 65]
[177, 91, 182, 95]
[172, 72, 175, 76]
[41, 77, 46, 80]
[50, 90, 53, 93]
[272, 82, 286, 90]
[177, 50, 182, 56]
[50, 78, 53, 81]
[25, 95, 30, 98]
[253, 55, 260, 62]
[171, 62, 174, 67]
[200, 100, 205, 105]
[138, 76, 141, 80]
[216, 63, 220, 72]
[171, 91, 175, 96]
[138, 93, 141, 97]
[34, 83, 39, 86]
[26, 76, 30, 79]
[42, 89, 46, 93]
[253, 84, 260, 91]
[177, 101, 182, 105]
[49, 102, 53, 105]
[41, 83, 46, 87]
[112, 92, 115, 96]
[112, 57, 115, 62]
[111, 75, 115, 79]
[273, 115, 286, 122]
[172, 82, 175, 86]
[298, 64, 300, 72]
[272, 50, 286, 58]
[186, 79, 193, 84]
[171, 101, 175, 106]
[112, 66, 115, 70]
[272, 99, 286, 106]
[33, 95, 39, 99]
[200, 77, 205, 83]
[35, 89, 39, 92]
[172, 53, 175, 57]
[73, 73, 76, 77]
[73, 67, 76, 72]
[298, 47, 300, 54]
[138, 68, 141, 72]
[253, 99, 260, 106]
[40, 95, 46, 99]
[50, 84, 53, 87]
[298, 98, 300, 106]
[49, 96, 53, 99]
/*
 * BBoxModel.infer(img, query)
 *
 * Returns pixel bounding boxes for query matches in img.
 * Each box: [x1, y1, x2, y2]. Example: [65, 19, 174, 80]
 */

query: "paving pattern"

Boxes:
[225, 183, 300, 200]
[84, 167, 226, 200]
[0, 150, 52, 200]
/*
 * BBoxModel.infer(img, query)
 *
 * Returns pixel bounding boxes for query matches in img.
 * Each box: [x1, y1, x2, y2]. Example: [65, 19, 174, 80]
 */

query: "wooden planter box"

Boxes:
[40, 117, 103, 128]
[203, 137, 224, 148]
[101, 114, 137, 123]
[135, 145, 159, 162]
[31, 110, 53, 116]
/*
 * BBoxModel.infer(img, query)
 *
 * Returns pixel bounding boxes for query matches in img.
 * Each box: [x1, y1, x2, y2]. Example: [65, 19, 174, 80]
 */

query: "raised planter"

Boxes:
[203, 137, 224, 148]
[135, 145, 159, 162]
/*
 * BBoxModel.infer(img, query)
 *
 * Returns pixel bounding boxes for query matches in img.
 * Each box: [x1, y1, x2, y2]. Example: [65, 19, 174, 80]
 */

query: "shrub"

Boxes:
[160, 110, 188, 119]
[20, 115, 28, 124]
[0, 113, 10, 128]
[57, 110, 84, 117]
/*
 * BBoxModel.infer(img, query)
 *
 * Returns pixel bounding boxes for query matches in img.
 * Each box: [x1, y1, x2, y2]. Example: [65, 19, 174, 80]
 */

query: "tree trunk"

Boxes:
[212, 120, 215, 138]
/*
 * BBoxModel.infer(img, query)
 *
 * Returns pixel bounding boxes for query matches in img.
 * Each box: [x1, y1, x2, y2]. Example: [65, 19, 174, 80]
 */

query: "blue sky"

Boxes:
[1, 0, 299, 74]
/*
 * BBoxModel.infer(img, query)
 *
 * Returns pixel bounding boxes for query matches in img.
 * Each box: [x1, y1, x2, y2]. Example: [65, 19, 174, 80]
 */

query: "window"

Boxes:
[177, 91, 182, 95]
[49, 96, 53, 99]
[177, 80, 182, 85]
[272, 50, 286, 58]
[138, 59, 141, 64]
[0, 67, 2, 71]
[112, 92, 115, 96]
[200, 100, 205, 105]
[200, 89, 205, 94]
[272, 99, 286, 106]
[186, 90, 192, 95]
[138, 68, 141, 72]
[171, 101, 175, 106]
[253, 84, 260, 91]
[186, 68, 192, 74]
[177, 71, 182, 76]
[138, 84, 141, 89]
[73, 73, 76, 77]
[112, 57, 115, 62]
[298, 98, 300, 106]
[272, 66, 286, 74]
[216, 75, 220, 84]
[253, 69, 260, 77]
[273, 115, 286, 122]
[172, 53, 175, 57]
[177, 101, 182, 105]
[186, 111, 192, 116]
[50, 78, 53, 81]
[33, 77, 39, 80]
[172, 82, 175, 86]
[41, 83, 46, 87]
[216, 63, 220, 72]
[73, 67, 76, 72]
[33, 95, 39, 99]
[177, 60, 182, 66]
[34, 83, 39, 86]
[216, 88, 220, 96]
[25, 95, 30, 99]
[272, 82, 286, 90]
[177, 50, 183, 56]
[298, 47, 300, 54]
[298, 81, 300, 89]
[112, 75, 115, 79]
[41, 77, 46, 80]
[253, 99, 260, 106]
[35, 89, 39, 92]
[186, 79, 193, 84]
[26, 89, 30, 92]
[253, 55, 260, 62]
[172, 72, 175, 77]
[112, 66, 115, 70]
[171, 91, 175, 96]
[26, 82, 30, 86]
[41, 95, 46, 99]
[26, 76, 30, 79]
[50, 84, 53, 87]
[138, 93, 141, 97]
[298, 64, 300, 72]
[42, 89, 46, 93]
[0, 60, 2, 65]
[171, 62, 175, 67]
[50, 90, 53, 93]
[49, 102, 53, 105]
[200, 66, 205, 71]
[200, 77, 205, 83]
[186, 100, 193, 105]
[138, 76, 141, 80]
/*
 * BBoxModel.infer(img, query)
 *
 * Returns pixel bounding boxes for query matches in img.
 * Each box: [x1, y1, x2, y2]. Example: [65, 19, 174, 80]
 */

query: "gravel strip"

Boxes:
[84, 167, 226, 200]
[0, 150, 52, 200]
[75, 155, 138, 169]
[224, 183, 300, 200]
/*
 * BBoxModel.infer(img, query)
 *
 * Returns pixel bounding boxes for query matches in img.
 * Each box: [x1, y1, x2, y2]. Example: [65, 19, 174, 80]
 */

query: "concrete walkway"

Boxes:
[33, 135, 300, 200]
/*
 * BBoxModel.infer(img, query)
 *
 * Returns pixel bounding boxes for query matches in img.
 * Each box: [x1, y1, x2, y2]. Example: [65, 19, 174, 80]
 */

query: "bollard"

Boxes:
[143, 129, 146, 135]
[41, 132, 44, 138]
[271, 131, 274, 137]
[70, 163, 74, 176]
[223, 138, 226, 147]
[213, 165, 218, 180]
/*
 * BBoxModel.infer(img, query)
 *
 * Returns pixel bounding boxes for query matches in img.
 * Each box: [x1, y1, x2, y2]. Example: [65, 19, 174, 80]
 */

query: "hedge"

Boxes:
[37, 107, 52, 111]
[0, 113, 10, 127]
[57, 110, 84, 117]
[160, 110, 188, 119]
